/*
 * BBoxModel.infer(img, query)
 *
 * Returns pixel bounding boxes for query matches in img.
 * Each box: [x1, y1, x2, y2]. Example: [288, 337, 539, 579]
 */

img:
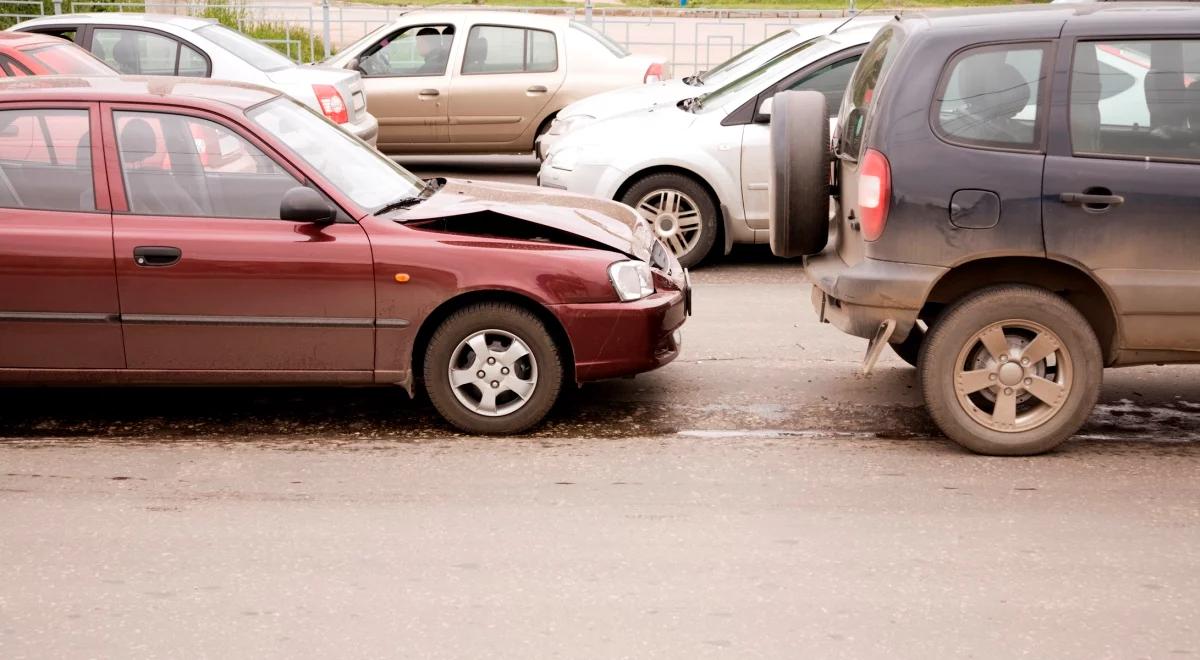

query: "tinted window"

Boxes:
[177, 43, 209, 76]
[838, 28, 899, 159]
[0, 109, 94, 212]
[91, 28, 180, 75]
[114, 111, 299, 218]
[462, 25, 558, 74]
[1070, 39, 1200, 161]
[195, 23, 290, 72]
[359, 24, 454, 77]
[786, 54, 861, 118]
[935, 44, 1046, 150]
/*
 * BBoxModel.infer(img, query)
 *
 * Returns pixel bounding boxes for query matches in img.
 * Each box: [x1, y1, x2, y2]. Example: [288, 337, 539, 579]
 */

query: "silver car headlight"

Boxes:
[608, 260, 654, 302]
[551, 114, 595, 136]
[549, 145, 581, 172]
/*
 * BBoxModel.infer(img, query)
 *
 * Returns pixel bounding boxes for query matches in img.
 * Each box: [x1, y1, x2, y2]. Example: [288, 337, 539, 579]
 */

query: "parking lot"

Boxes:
[1, 156, 1198, 658]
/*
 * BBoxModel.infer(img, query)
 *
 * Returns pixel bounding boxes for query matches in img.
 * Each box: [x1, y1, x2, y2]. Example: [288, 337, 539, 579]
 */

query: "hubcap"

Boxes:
[953, 320, 1072, 433]
[635, 188, 702, 258]
[448, 329, 538, 417]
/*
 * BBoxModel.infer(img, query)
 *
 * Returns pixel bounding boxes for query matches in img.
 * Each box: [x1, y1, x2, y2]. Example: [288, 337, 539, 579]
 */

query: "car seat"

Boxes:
[1070, 44, 1102, 153]
[953, 62, 1032, 144]
[464, 36, 488, 73]
[119, 118, 205, 216]
[112, 33, 140, 75]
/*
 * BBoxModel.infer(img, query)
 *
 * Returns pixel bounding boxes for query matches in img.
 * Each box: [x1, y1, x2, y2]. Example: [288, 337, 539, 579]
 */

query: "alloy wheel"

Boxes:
[634, 188, 703, 258]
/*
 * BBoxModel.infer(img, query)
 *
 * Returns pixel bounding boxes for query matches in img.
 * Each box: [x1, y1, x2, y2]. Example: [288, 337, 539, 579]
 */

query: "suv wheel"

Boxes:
[919, 285, 1102, 456]
[424, 303, 563, 434]
[769, 90, 830, 258]
[621, 172, 717, 268]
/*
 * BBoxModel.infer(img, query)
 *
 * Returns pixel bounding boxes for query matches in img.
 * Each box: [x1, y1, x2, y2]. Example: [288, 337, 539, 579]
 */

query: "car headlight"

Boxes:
[551, 114, 595, 136]
[549, 145, 581, 172]
[608, 260, 654, 302]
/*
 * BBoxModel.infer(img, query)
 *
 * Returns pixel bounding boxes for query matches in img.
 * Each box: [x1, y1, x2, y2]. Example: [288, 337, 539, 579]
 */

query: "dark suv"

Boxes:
[770, 5, 1200, 455]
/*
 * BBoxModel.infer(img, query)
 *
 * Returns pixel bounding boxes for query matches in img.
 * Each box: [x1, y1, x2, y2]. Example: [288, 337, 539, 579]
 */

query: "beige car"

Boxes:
[325, 11, 666, 155]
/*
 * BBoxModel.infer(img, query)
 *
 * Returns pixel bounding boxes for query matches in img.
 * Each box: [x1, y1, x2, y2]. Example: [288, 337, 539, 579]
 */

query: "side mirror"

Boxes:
[347, 56, 362, 73]
[755, 96, 775, 123]
[280, 187, 336, 224]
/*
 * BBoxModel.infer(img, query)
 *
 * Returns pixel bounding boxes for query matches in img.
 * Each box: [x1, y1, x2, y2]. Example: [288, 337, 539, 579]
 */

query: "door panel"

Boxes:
[358, 24, 456, 150]
[107, 107, 376, 371]
[448, 25, 564, 147]
[0, 105, 122, 369]
[1044, 38, 1200, 352]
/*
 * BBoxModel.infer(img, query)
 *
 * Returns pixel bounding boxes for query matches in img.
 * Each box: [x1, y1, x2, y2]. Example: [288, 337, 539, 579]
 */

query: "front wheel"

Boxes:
[424, 303, 564, 434]
[919, 285, 1102, 456]
[620, 172, 718, 269]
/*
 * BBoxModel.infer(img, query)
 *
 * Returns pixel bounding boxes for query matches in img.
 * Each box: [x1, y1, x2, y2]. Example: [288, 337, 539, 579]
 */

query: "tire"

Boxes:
[919, 285, 1103, 456]
[620, 172, 718, 269]
[889, 324, 925, 368]
[424, 302, 564, 435]
[769, 90, 830, 259]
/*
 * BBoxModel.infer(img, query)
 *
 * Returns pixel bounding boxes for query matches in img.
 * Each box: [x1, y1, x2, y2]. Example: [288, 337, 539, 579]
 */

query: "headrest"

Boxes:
[119, 118, 157, 165]
[961, 62, 1030, 121]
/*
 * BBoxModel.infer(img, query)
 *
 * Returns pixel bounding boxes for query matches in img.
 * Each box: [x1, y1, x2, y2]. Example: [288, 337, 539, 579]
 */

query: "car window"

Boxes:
[91, 28, 206, 77]
[0, 108, 94, 212]
[838, 27, 900, 159]
[935, 43, 1047, 151]
[28, 27, 77, 43]
[0, 54, 32, 77]
[194, 23, 289, 73]
[462, 25, 558, 75]
[701, 29, 793, 84]
[1070, 39, 1200, 161]
[114, 111, 299, 219]
[569, 21, 628, 58]
[785, 54, 861, 118]
[359, 24, 455, 77]
[23, 43, 113, 76]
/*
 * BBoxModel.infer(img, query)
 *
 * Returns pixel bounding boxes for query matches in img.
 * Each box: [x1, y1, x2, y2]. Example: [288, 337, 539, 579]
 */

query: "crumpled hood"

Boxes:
[397, 179, 656, 263]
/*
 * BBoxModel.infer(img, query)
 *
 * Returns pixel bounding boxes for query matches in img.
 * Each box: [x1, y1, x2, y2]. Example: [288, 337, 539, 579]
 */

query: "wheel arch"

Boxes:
[614, 165, 728, 254]
[923, 256, 1121, 364]
[411, 289, 577, 394]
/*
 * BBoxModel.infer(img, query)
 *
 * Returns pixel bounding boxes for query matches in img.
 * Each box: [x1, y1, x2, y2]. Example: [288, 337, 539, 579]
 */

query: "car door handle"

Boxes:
[526, 85, 548, 93]
[133, 246, 181, 267]
[418, 88, 440, 97]
[1059, 192, 1124, 207]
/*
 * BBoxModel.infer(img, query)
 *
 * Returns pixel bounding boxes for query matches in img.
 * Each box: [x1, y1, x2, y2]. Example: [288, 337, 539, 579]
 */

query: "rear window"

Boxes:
[195, 23, 293, 72]
[23, 43, 112, 76]
[837, 26, 900, 160]
[934, 43, 1048, 151]
[569, 21, 628, 58]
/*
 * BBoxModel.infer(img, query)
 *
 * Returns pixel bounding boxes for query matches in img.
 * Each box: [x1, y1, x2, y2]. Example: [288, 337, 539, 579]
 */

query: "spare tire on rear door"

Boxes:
[769, 90, 831, 259]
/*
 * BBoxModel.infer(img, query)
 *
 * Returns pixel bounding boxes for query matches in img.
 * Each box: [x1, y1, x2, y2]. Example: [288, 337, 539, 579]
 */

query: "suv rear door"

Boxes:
[1043, 35, 1200, 355]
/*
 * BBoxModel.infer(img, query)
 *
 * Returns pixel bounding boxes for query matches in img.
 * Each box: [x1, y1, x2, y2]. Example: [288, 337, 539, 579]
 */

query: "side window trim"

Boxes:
[460, 24, 559, 76]
[929, 40, 1056, 155]
[87, 25, 213, 78]
[0, 54, 33, 76]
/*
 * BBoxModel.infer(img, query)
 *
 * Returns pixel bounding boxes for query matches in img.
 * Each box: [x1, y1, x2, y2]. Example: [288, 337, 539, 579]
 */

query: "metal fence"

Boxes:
[9, 2, 880, 77]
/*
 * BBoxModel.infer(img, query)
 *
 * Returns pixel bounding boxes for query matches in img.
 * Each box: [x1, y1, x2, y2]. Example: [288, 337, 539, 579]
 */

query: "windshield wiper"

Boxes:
[373, 179, 440, 216]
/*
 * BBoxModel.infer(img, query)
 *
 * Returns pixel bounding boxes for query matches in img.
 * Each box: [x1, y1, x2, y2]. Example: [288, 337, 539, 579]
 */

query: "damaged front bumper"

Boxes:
[552, 285, 687, 383]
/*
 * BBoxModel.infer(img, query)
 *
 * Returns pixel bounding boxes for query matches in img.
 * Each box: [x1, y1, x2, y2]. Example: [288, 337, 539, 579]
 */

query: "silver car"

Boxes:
[11, 13, 379, 146]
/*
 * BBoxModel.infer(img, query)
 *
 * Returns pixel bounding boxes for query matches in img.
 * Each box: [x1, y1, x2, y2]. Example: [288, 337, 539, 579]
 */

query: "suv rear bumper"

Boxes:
[805, 247, 947, 343]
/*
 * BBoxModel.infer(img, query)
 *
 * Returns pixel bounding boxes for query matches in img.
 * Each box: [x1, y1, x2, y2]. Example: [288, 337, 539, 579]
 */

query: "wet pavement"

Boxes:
[2, 159, 1199, 657]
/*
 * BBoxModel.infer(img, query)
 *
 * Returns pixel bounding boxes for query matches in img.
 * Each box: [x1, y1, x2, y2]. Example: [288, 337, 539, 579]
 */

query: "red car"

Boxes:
[0, 31, 114, 77]
[0, 77, 689, 434]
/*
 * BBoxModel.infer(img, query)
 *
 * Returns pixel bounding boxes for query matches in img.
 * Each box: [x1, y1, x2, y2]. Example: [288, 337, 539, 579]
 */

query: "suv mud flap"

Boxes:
[862, 319, 896, 375]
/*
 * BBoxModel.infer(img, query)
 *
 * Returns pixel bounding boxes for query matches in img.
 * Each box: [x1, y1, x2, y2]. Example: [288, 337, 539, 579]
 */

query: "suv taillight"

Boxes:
[644, 63, 663, 84]
[313, 84, 349, 124]
[858, 148, 891, 242]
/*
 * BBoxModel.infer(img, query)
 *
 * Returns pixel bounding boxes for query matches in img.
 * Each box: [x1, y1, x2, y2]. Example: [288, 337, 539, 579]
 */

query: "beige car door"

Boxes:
[355, 23, 457, 151]
[447, 24, 565, 149]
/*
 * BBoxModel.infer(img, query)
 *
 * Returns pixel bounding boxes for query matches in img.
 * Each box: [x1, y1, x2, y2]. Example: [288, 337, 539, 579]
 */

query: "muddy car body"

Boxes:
[770, 5, 1200, 454]
[0, 77, 688, 434]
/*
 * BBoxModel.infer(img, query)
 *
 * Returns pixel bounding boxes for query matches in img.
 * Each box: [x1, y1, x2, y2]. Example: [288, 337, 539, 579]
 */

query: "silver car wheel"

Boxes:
[635, 188, 703, 258]
[448, 329, 538, 417]
[953, 319, 1072, 433]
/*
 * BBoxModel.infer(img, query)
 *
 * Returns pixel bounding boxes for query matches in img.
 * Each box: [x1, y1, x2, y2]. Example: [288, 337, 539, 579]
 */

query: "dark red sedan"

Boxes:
[0, 31, 115, 77]
[0, 77, 689, 434]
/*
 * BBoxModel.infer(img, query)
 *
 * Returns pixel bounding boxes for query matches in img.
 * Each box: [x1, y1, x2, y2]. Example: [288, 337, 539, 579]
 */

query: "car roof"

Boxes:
[17, 12, 217, 31]
[387, 9, 570, 30]
[0, 31, 66, 46]
[902, 2, 1200, 33]
[0, 75, 278, 110]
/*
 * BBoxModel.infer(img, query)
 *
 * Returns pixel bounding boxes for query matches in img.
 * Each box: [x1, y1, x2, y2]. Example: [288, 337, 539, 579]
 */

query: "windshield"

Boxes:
[248, 97, 425, 210]
[699, 29, 797, 85]
[196, 23, 294, 72]
[694, 37, 821, 112]
[570, 21, 629, 58]
[24, 43, 113, 76]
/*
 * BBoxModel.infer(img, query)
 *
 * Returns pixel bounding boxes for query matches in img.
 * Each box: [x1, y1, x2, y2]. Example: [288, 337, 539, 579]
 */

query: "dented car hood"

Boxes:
[396, 179, 655, 263]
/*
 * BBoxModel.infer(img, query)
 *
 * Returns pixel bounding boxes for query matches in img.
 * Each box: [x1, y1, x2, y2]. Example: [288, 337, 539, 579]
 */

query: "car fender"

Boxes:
[607, 148, 746, 234]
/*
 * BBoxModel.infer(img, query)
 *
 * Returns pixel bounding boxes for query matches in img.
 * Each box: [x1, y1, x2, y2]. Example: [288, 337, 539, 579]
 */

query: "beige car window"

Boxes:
[360, 24, 454, 77]
[463, 25, 557, 75]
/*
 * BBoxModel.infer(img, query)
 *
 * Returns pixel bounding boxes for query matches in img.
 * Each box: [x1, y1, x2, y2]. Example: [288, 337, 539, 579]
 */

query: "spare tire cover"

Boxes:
[769, 90, 831, 259]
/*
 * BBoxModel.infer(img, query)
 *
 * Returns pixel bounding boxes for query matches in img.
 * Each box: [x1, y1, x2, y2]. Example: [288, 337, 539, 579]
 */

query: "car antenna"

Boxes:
[830, 0, 888, 34]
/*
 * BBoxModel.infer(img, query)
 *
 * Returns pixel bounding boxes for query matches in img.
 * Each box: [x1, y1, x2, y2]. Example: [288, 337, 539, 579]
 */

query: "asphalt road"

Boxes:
[2, 157, 1199, 659]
